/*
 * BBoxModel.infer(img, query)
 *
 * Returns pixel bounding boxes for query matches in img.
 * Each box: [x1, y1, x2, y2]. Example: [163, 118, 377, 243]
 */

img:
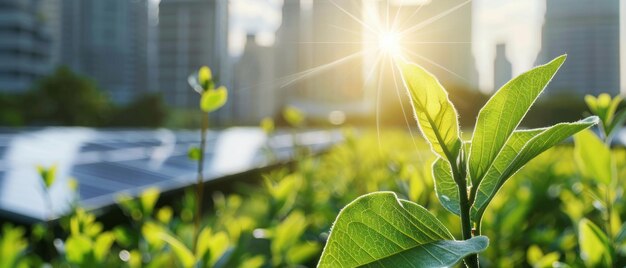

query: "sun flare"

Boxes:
[378, 31, 402, 58]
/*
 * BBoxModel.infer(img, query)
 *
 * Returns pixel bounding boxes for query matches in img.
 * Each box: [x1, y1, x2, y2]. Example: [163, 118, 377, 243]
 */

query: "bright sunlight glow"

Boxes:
[378, 31, 402, 57]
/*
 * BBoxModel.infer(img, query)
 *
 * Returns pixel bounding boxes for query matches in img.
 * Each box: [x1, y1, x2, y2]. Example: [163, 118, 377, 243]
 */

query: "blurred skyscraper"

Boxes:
[232, 35, 277, 124]
[287, 0, 369, 119]
[390, 0, 476, 89]
[538, 0, 620, 96]
[0, 0, 52, 92]
[473, 0, 545, 93]
[58, 0, 152, 103]
[493, 43, 512, 90]
[158, 0, 230, 123]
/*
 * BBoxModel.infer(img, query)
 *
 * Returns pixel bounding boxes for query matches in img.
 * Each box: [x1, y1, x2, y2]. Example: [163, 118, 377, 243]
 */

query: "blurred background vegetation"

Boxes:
[2, 128, 626, 267]
[0, 67, 600, 131]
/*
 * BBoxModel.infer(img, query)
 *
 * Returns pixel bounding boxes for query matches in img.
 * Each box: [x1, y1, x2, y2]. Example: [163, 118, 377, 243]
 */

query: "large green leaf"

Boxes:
[318, 192, 488, 267]
[399, 61, 461, 162]
[579, 218, 613, 267]
[471, 116, 598, 221]
[158, 231, 196, 268]
[432, 158, 459, 216]
[360, 236, 488, 268]
[574, 129, 612, 184]
[468, 55, 566, 186]
[200, 86, 227, 113]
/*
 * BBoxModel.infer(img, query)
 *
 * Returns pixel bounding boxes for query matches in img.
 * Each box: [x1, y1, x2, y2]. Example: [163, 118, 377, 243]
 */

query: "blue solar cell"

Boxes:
[73, 162, 170, 187]
[77, 183, 115, 200]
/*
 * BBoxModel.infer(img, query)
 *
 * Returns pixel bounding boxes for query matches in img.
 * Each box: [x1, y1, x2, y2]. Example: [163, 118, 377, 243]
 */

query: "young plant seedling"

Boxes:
[187, 66, 228, 249]
[317, 55, 598, 267]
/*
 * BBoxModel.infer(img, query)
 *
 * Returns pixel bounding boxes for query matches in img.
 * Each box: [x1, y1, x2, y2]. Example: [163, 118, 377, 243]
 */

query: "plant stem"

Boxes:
[458, 183, 479, 268]
[451, 162, 479, 268]
[193, 112, 208, 250]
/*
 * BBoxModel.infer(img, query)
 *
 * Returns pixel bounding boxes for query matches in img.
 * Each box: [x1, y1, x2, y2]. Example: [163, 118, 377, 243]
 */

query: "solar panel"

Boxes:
[0, 127, 342, 222]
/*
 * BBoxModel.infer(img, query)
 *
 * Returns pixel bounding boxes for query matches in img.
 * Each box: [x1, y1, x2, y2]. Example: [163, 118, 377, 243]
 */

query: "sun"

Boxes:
[378, 31, 402, 58]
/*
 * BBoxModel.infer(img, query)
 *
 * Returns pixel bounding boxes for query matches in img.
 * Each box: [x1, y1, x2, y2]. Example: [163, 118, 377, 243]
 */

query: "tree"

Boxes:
[25, 67, 111, 126]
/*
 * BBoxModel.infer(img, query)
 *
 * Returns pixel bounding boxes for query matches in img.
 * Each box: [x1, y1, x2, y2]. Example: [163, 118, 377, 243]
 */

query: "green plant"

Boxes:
[26, 66, 111, 126]
[62, 209, 116, 267]
[282, 106, 307, 159]
[187, 66, 228, 248]
[260, 117, 277, 162]
[571, 93, 626, 267]
[317, 55, 598, 267]
[0, 224, 29, 268]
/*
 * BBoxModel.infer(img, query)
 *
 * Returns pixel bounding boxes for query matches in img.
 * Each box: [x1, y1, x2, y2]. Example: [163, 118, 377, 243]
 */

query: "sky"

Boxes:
[229, 0, 284, 56]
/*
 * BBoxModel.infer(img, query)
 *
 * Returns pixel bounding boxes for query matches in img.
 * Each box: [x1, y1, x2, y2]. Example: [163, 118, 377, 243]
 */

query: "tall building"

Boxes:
[0, 0, 52, 92]
[158, 0, 230, 122]
[233, 35, 276, 124]
[39, 0, 62, 67]
[494, 43, 512, 90]
[390, 0, 476, 89]
[472, 0, 545, 93]
[59, 0, 150, 103]
[538, 0, 620, 96]
[289, 0, 369, 118]
[274, 0, 301, 111]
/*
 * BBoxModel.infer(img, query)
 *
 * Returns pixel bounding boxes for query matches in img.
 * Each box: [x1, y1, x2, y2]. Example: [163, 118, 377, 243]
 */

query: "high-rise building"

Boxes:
[472, 0, 545, 93]
[59, 0, 151, 103]
[389, 0, 476, 89]
[39, 0, 62, 67]
[274, 0, 301, 111]
[233, 35, 276, 124]
[538, 0, 620, 96]
[0, 0, 52, 92]
[494, 43, 512, 90]
[158, 0, 230, 121]
[288, 0, 369, 118]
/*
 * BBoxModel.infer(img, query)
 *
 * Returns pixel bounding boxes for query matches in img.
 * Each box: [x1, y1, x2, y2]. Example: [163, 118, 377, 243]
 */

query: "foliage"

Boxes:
[24, 66, 111, 126]
[109, 93, 169, 127]
[0, 224, 28, 268]
[570, 93, 626, 267]
[8, 126, 626, 267]
[318, 55, 598, 267]
[283, 106, 305, 127]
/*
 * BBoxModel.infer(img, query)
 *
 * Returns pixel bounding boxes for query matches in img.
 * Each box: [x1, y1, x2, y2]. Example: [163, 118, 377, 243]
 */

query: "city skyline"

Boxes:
[0, 0, 624, 124]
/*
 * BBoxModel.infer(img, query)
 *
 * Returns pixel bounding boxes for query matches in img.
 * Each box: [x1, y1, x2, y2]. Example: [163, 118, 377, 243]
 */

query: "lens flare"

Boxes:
[378, 31, 402, 57]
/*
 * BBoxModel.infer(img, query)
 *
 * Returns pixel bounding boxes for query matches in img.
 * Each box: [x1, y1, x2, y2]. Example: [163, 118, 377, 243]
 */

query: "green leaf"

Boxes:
[615, 222, 626, 243]
[468, 55, 566, 186]
[471, 116, 598, 221]
[65, 235, 92, 264]
[158, 231, 196, 268]
[196, 228, 230, 267]
[574, 129, 612, 184]
[359, 237, 488, 268]
[187, 146, 201, 161]
[37, 165, 57, 189]
[0, 224, 28, 268]
[283, 106, 305, 127]
[399, 61, 461, 162]
[606, 109, 626, 141]
[272, 211, 308, 265]
[200, 86, 227, 113]
[579, 218, 612, 267]
[93, 232, 115, 262]
[140, 187, 160, 216]
[318, 192, 488, 267]
[432, 158, 459, 216]
[261, 117, 275, 134]
[198, 66, 214, 91]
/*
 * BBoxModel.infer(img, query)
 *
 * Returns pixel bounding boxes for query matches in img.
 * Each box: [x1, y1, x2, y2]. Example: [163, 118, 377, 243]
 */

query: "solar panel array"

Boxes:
[0, 127, 341, 222]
